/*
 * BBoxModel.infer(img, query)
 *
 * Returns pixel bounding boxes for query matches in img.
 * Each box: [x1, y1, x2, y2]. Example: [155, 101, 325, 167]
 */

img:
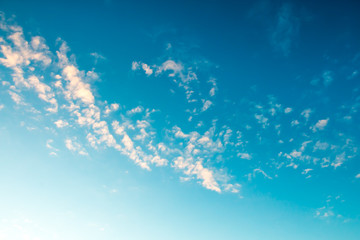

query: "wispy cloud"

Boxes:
[270, 3, 300, 56]
[65, 138, 88, 156]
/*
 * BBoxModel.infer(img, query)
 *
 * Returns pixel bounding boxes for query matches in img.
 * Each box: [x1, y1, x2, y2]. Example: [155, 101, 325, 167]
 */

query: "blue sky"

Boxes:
[0, 0, 360, 239]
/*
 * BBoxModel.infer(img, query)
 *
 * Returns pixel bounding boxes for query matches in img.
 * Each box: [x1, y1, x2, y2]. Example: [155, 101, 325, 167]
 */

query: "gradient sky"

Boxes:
[0, 0, 360, 239]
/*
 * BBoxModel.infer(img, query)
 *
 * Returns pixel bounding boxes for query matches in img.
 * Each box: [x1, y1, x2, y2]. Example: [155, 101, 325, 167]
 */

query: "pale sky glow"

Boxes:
[0, 1, 360, 239]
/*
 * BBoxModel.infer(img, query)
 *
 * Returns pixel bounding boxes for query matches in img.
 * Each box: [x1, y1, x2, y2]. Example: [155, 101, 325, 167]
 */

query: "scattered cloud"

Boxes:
[284, 107, 292, 113]
[322, 71, 333, 87]
[311, 118, 329, 132]
[201, 100, 213, 112]
[0, 12, 359, 197]
[238, 152, 252, 160]
[301, 108, 312, 120]
[54, 119, 69, 128]
[90, 52, 106, 64]
[270, 3, 300, 56]
[65, 138, 88, 156]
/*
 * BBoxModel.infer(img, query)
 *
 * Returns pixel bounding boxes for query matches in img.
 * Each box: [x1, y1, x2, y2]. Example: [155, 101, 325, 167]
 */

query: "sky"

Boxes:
[0, 0, 360, 239]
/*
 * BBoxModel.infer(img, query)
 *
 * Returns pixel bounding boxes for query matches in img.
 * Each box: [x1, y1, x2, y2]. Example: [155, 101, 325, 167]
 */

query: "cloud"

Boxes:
[28, 75, 58, 112]
[90, 52, 106, 63]
[284, 107, 292, 113]
[301, 108, 312, 120]
[201, 100, 213, 112]
[208, 78, 217, 97]
[302, 168, 313, 175]
[291, 119, 299, 126]
[173, 156, 221, 193]
[126, 106, 143, 115]
[4, 12, 358, 197]
[8, 90, 23, 104]
[134, 56, 219, 117]
[54, 119, 69, 128]
[322, 71, 333, 87]
[311, 118, 329, 132]
[270, 3, 300, 56]
[65, 138, 88, 155]
[61, 64, 95, 105]
[356, 173, 360, 178]
[313, 141, 329, 151]
[254, 113, 269, 128]
[251, 168, 272, 180]
[331, 152, 346, 169]
[0, 17, 245, 195]
[104, 103, 120, 115]
[46, 139, 59, 155]
[131, 61, 154, 76]
[237, 152, 252, 160]
[156, 60, 183, 75]
[141, 63, 153, 76]
[132, 61, 140, 70]
[311, 71, 334, 87]
[315, 206, 334, 219]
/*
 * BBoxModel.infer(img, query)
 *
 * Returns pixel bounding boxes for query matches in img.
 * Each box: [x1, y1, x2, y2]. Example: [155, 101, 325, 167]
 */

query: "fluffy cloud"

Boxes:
[311, 118, 329, 132]
[284, 107, 292, 113]
[54, 119, 69, 128]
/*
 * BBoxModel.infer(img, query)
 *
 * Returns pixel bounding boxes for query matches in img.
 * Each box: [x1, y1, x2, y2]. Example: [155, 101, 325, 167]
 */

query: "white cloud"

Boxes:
[61, 65, 95, 105]
[132, 61, 140, 70]
[201, 100, 213, 112]
[8, 91, 23, 104]
[356, 173, 360, 178]
[313, 141, 329, 151]
[208, 78, 217, 97]
[315, 206, 334, 219]
[223, 183, 241, 193]
[302, 168, 313, 175]
[311, 118, 329, 132]
[90, 52, 106, 63]
[126, 106, 143, 115]
[301, 108, 312, 120]
[331, 152, 345, 169]
[253, 168, 272, 180]
[54, 119, 69, 128]
[290, 150, 302, 158]
[46, 139, 59, 153]
[141, 63, 153, 76]
[156, 60, 183, 75]
[254, 114, 269, 128]
[28, 75, 58, 112]
[104, 103, 120, 115]
[173, 157, 221, 193]
[291, 119, 299, 126]
[284, 107, 292, 113]
[0, 15, 246, 194]
[237, 152, 252, 160]
[65, 138, 88, 156]
[151, 156, 168, 166]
